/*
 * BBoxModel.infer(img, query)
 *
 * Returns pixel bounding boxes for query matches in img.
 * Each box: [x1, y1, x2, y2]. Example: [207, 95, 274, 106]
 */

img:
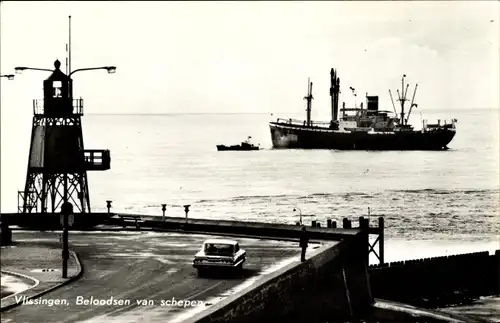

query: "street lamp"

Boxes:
[293, 207, 302, 225]
[15, 63, 116, 100]
[15, 65, 116, 77]
[1, 74, 15, 80]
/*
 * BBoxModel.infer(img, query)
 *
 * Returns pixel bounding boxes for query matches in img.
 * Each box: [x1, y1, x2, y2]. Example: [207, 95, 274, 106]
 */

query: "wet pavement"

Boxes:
[1, 230, 314, 323]
[1, 243, 81, 311]
[1, 273, 34, 298]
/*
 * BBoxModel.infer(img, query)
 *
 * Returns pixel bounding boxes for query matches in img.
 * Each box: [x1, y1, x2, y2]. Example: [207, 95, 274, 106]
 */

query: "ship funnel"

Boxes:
[367, 96, 379, 111]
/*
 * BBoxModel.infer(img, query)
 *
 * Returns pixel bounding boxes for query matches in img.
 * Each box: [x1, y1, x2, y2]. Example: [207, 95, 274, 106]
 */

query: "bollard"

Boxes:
[311, 220, 317, 227]
[161, 204, 167, 222]
[184, 205, 190, 224]
[332, 221, 337, 228]
[106, 200, 112, 215]
[342, 218, 352, 229]
[327, 219, 332, 228]
[359, 216, 369, 229]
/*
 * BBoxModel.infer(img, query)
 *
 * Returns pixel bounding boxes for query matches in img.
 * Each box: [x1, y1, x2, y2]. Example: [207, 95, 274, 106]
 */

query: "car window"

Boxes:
[204, 243, 234, 256]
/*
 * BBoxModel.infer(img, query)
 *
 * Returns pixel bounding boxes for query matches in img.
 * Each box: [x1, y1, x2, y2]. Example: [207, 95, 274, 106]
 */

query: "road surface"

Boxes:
[2, 230, 312, 323]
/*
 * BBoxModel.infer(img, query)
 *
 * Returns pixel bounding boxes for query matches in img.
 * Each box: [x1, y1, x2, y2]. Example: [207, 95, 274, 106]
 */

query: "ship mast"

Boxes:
[388, 90, 397, 115]
[406, 83, 418, 124]
[304, 78, 313, 127]
[398, 74, 408, 125]
[330, 68, 340, 122]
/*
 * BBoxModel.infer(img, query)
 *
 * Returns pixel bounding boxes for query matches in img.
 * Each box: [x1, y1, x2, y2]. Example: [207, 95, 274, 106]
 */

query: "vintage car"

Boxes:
[193, 239, 246, 276]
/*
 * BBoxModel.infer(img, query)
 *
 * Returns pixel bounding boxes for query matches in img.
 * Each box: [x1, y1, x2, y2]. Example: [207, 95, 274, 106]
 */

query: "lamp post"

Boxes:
[0, 74, 15, 80]
[106, 200, 112, 215]
[184, 205, 190, 224]
[60, 201, 73, 278]
[293, 207, 302, 225]
[161, 204, 167, 222]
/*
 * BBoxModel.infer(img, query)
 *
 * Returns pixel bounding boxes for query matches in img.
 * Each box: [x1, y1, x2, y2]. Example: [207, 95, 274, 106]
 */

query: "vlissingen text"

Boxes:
[15, 296, 69, 307]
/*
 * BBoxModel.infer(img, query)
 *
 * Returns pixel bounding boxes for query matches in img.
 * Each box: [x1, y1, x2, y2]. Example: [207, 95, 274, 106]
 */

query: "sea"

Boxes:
[1, 108, 499, 256]
[1, 107, 499, 318]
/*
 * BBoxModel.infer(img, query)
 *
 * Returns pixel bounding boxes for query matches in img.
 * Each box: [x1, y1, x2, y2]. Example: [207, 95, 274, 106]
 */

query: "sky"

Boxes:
[0, 1, 499, 118]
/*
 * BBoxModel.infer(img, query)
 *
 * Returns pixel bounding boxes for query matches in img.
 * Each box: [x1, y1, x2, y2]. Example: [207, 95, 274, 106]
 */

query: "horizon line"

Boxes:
[85, 107, 499, 116]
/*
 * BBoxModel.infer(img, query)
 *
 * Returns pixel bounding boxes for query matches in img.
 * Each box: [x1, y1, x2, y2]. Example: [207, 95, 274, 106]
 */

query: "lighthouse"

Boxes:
[17, 59, 112, 224]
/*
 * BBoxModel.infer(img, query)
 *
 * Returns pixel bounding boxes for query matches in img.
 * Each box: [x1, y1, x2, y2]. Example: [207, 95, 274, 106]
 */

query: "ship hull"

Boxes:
[269, 122, 456, 150]
[216, 145, 259, 151]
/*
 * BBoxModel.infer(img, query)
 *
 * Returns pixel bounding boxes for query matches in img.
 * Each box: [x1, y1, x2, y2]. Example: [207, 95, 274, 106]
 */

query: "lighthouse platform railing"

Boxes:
[32, 98, 84, 116]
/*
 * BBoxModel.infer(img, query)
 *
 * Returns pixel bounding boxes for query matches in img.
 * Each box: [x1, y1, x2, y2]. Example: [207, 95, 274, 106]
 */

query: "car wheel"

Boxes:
[197, 268, 204, 277]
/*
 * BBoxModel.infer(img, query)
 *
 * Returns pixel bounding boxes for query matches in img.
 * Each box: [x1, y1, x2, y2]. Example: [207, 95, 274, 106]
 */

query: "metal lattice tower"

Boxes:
[17, 59, 111, 216]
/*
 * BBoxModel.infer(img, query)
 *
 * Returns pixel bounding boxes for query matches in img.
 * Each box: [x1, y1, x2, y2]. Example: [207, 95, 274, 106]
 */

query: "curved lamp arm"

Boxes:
[69, 66, 116, 77]
[15, 67, 54, 74]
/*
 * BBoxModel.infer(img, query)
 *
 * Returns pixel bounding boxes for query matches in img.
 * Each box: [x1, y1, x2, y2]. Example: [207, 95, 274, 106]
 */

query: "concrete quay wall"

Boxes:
[0, 212, 110, 229]
[369, 250, 500, 308]
[186, 231, 373, 323]
[131, 214, 361, 241]
[1, 213, 360, 241]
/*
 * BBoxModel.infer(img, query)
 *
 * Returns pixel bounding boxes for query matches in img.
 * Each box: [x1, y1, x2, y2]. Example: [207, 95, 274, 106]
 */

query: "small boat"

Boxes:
[217, 136, 260, 151]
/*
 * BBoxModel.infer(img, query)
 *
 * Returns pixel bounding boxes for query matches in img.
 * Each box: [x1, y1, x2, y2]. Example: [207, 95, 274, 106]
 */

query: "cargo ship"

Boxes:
[269, 69, 456, 150]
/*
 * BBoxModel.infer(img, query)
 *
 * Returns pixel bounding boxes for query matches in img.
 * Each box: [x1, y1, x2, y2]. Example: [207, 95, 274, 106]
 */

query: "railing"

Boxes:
[32, 98, 84, 116]
[17, 191, 24, 213]
[84, 149, 111, 170]
[275, 118, 332, 127]
[422, 118, 457, 131]
[17, 190, 37, 213]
